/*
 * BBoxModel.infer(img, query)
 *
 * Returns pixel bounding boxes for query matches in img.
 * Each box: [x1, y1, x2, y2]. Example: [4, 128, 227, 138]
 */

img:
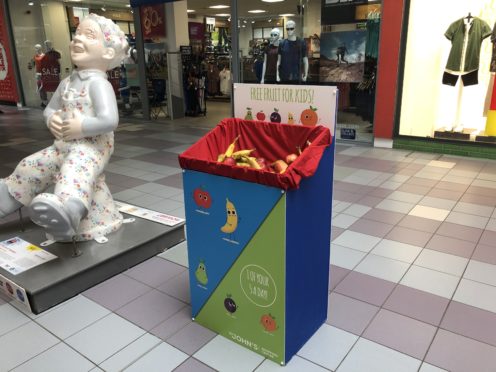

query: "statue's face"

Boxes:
[286, 21, 296, 38]
[70, 19, 107, 70]
[270, 30, 280, 44]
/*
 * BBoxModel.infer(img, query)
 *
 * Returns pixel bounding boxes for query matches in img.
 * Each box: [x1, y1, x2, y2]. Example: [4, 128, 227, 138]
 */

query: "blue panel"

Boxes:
[183, 170, 282, 316]
[284, 141, 334, 363]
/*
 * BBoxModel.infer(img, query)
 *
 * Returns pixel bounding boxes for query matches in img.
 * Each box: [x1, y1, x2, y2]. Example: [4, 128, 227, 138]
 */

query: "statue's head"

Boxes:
[286, 20, 296, 38]
[270, 28, 281, 44]
[70, 13, 129, 71]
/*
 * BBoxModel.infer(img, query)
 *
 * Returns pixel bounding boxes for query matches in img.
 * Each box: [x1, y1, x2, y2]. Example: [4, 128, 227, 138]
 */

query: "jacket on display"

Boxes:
[444, 17, 491, 73]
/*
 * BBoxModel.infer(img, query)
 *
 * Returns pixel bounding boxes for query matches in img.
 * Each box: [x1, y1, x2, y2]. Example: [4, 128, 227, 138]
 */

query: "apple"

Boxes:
[272, 160, 288, 174]
[256, 157, 268, 169]
[285, 153, 298, 164]
[256, 111, 265, 121]
[223, 157, 236, 166]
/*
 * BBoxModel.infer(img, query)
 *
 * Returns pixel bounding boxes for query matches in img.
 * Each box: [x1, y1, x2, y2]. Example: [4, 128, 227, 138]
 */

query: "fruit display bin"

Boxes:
[179, 118, 334, 365]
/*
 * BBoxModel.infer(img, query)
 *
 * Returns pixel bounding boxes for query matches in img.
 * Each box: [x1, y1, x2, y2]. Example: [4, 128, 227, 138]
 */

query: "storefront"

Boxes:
[396, 0, 496, 151]
[0, 0, 405, 148]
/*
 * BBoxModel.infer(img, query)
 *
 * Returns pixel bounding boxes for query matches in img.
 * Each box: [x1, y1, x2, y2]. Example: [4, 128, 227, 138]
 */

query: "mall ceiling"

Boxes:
[56, 0, 303, 19]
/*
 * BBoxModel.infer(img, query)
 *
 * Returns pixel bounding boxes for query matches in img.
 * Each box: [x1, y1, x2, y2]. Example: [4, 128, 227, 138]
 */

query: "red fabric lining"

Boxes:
[178, 118, 332, 190]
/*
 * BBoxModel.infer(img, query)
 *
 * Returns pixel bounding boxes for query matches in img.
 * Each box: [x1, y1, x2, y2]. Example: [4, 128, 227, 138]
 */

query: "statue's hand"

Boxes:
[48, 111, 64, 140]
[302, 74, 308, 82]
[62, 111, 84, 141]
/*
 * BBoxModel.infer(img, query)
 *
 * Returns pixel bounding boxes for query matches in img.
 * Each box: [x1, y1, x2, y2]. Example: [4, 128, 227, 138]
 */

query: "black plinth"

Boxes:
[434, 130, 470, 141]
[0, 214, 185, 314]
[475, 135, 496, 143]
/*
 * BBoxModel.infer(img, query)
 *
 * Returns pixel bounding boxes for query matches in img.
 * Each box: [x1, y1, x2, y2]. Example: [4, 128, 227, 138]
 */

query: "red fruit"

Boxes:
[223, 157, 236, 166]
[260, 314, 277, 332]
[285, 153, 298, 164]
[256, 111, 265, 121]
[193, 187, 212, 209]
[256, 157, 267, 169]
[271, 160, 288, 174]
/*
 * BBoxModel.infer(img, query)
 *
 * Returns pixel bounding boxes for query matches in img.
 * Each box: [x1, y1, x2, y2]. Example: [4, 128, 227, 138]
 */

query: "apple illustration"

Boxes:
[270, 108, 281, 123]
[224, 294, 237, 313]
[193, 187, 212, 209]
[256, 111, 265, 121]
[260, 313, 278, 332]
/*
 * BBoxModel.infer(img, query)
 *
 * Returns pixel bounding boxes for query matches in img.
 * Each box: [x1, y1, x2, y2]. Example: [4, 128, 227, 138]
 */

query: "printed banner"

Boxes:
[40, 50, 61, 92]
[233, 83, 337, 135]
[140, 4, 166, 40]
[0, 1, 19, 103]
[0, 273, 31, 312]
[114, 201, 185, 226]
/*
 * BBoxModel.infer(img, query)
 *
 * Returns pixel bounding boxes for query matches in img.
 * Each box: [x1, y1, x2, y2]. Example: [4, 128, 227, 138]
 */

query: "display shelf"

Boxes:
[0, 214, 185, 314]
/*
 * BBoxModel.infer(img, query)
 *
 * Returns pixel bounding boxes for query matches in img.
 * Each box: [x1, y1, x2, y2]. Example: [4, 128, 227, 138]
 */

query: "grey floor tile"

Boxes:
[65, 314, 145, 365]
[12, 342, 95, 372]
[157, 270, 190, 303]
[125, 257, 186, 287]
[83, 274, 152, 311]
[0, 322, 59, 370]
[166, 322, 217, 355]
[173, 357, 217, 372]
[116, 290, 186, 331]
[0, 303, 30, 337]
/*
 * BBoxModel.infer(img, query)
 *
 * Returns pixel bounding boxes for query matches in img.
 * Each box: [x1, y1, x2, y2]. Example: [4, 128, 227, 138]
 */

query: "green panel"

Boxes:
[195, 196, 287, 364]
[393, 138, 496, 160]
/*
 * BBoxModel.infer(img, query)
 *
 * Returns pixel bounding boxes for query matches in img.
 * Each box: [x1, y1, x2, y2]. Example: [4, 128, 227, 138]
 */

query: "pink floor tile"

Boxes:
[368, 187, 394, 199]
[385, 226, 433, 247]
[329, 265, 350, 291]
[333, 190, 363, 203]
[397, 183, 432, 195]
[327, 292, 379, 335]
[331, 226, 346, 241]
[357, 195, 384, 207]
[363, 309, 437, 360]
[426, 235, 476, 258]
[334, 271, 396, 307]
[362, 209, 406, 225]
[459, 193, 496, 208]
[436, 222, 483, 243]
[426, 329, 496, 372]
[349, 218, 395, 238]
[383, 284, 449, 326]
[465, 185, 496, 197]
[397, 215, 442, 233]
[406, 177, 438, 187]
[479, 230, 496, 248]
[427, 189, 464, 201]
[441, 301, 496, 347]
[435, 181, 469, 192]
[472, 244, 496, 265]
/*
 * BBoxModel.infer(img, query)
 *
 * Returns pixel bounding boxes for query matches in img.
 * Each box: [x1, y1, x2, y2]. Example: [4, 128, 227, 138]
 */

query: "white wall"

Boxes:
[400, 0, 496, 136]
[166, 0, 190, 52]
[303, 0, 321, 37]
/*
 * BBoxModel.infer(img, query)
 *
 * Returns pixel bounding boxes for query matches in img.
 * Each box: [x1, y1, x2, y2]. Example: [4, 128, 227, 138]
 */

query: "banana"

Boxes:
[245, 156, 262, 169]
[220, 198, 238, 234]
[232, 149, 255, 159]
[217, 153, 226, 162]
[225, 136, 240, 158]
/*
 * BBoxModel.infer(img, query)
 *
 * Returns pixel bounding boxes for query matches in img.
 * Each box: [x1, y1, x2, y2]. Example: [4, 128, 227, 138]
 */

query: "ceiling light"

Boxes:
[215, 13, 230, 17]
[126, 4, 131, 7]
[28, 1, 34, 5]
[262, 0, 284, 2]
[268, 18, 272, 22]
[101, 6, 106, 11]
[242, 25, 246, 28]
[187, 9, 195, 13]
[251, 20, 255, 23]
[209, 5, 229, 9]
[228, 17, 231, 21]
[248, 10, 266, 13]
[279, 13, 295, 17]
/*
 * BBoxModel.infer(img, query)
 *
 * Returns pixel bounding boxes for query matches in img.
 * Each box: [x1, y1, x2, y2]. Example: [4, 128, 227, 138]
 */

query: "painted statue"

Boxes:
[0, 14, 129, 242]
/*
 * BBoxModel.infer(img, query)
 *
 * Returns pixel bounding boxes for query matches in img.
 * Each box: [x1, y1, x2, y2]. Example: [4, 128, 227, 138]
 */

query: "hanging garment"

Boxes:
[365, 17, 381, 59]
[444, 17, 491, 74]
[219, 68, 231, 95]
[264, 44, 279, 83]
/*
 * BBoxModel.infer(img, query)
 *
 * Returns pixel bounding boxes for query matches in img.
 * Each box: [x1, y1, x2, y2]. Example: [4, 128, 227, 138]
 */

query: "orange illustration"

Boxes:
[300, 106, 318, 126]
[260, 313, 278, 332]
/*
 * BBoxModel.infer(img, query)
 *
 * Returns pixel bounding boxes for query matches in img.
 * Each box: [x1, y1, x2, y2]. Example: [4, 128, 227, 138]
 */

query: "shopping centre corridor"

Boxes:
[0, 106, 495, 371]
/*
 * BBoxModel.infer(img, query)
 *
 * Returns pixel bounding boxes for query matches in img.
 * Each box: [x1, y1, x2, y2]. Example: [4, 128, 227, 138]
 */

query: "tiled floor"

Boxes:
[1, 105, 496, 371]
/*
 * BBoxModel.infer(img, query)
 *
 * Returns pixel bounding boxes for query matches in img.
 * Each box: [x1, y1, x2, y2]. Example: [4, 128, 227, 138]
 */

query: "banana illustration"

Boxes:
[221, 198, 238, 234]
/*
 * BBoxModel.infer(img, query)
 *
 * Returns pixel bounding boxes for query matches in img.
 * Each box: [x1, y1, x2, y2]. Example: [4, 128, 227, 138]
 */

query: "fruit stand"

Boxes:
[179, 118, 334, 365]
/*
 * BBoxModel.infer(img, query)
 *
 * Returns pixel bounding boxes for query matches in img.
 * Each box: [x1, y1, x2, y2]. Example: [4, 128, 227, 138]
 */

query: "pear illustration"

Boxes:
[195, 260, 208, 285]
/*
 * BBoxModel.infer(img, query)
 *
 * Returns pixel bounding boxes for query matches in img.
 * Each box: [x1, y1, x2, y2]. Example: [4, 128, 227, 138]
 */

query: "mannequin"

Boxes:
[0, 14, 129, 242]
[31, 44, 48, 107]
[261, 28, 280, 84]
[276, 20, 308, 84]
[442, 14, 491, 131]
[40, 39, 61, 93]
[219, 65, 232, 95]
